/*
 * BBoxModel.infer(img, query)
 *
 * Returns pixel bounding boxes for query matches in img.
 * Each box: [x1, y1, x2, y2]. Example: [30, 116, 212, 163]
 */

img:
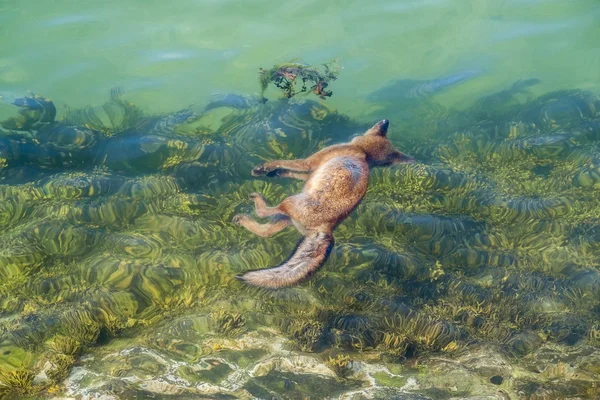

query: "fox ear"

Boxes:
[365, 119, 389, 137]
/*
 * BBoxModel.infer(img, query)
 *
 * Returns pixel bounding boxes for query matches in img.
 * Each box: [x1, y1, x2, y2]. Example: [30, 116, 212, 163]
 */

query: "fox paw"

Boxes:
[232, 213, 249, 225]
[251, 164, 269, 176]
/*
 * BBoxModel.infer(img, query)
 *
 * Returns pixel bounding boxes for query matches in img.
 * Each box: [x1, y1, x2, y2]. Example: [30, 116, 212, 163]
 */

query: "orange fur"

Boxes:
[233, 119, 413, 288]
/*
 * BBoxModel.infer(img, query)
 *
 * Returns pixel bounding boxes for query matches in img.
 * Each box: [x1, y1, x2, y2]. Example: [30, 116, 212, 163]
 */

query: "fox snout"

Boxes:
[393, 151, 415, 164]
[378, 119, 389, 133]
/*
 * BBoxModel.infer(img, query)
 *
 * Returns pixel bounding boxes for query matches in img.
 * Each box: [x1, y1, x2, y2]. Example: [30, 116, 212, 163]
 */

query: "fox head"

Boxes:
[351, 119, 414, 167]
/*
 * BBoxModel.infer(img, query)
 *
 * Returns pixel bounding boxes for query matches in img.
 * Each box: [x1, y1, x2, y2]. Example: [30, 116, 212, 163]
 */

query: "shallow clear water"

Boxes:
[0, 0, 600, 399]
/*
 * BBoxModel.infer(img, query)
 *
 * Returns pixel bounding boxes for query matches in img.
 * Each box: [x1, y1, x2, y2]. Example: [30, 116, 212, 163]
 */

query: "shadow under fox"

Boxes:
[233, 119, 414, 288]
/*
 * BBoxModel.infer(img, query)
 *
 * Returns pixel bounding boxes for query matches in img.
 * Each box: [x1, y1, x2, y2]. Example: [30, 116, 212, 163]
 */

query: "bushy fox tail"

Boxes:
[237, 231, 334, 289]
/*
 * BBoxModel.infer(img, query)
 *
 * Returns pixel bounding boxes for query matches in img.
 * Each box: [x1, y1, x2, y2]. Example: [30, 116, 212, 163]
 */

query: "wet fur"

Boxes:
[238, 232, 334, 288]
[233, 119, 413, 288]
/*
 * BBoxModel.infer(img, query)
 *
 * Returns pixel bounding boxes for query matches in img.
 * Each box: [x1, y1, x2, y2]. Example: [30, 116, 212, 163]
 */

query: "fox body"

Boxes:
[233, 119, 413, 288]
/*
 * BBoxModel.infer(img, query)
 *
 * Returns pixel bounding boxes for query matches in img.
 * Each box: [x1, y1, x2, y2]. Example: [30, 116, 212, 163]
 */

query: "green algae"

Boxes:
[247, 370, 362, 399]
[219, 348, 267, 369]
[178, 359, 233, 384]
[372, 371, 407, 388]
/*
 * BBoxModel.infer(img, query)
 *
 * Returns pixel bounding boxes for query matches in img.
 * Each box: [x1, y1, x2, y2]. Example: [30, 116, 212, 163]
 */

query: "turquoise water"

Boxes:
[1, 1, 600, 399]
[1, 0, 599, 117]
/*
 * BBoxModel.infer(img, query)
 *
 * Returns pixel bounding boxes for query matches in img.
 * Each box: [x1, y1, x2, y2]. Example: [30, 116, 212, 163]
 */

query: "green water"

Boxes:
[1, 0, 600, 399]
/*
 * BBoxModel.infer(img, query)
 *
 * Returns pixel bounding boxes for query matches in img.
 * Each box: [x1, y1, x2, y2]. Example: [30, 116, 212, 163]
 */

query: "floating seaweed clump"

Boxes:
[259, 58, 342, 99]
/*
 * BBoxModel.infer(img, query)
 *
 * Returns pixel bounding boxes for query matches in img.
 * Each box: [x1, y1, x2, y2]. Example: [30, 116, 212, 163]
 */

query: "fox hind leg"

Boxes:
[232, 214, 291, 237]
[249, 192, 286, 218]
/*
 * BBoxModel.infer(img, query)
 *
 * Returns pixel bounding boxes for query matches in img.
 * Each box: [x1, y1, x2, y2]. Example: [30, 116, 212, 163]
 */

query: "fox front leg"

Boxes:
[276, 170, 309, 181]
[251, 159, 311, 176]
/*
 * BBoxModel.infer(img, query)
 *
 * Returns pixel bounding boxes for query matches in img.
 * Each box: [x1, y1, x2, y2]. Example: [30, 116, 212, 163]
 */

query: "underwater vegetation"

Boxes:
[0, 77, 599, 398]
[367, 68, 483, 104]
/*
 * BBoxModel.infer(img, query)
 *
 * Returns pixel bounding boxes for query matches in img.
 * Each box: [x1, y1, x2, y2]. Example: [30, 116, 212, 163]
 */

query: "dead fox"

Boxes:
[233, 119, 414, 288]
